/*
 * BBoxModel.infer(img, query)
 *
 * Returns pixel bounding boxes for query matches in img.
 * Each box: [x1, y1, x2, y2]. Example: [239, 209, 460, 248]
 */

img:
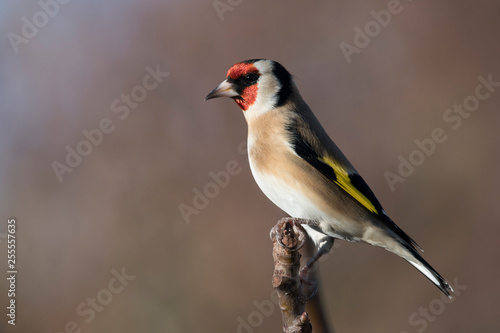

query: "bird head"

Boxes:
[205, 59, 294, 117]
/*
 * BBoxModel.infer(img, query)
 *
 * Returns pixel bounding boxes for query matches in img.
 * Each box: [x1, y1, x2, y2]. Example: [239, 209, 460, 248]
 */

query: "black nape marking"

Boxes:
[241, 59, 261, 64]
[272, 61, 293, 108]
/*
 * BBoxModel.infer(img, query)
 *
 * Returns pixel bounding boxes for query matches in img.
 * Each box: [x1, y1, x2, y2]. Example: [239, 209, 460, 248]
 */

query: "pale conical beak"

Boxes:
[205, 79, 239, 101]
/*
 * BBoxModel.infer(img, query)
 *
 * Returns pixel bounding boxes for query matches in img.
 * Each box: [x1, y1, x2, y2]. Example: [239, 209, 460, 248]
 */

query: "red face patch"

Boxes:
[227, 62, 260, 111]
[235, 85, 258, 111]
[227, 63, 259, 80]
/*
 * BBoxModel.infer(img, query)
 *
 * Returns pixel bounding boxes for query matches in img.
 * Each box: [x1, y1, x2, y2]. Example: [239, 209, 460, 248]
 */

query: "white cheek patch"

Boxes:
[256, 77, 279, 108]
[243, 62, 281, 119]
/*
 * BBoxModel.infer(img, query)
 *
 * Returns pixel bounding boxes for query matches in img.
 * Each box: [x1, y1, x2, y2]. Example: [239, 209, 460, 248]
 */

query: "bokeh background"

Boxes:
[1, 1, 499, 332]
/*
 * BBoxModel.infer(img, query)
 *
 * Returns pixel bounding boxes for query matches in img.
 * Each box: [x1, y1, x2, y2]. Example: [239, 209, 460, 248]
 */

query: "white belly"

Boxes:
[248, 157, 320, 219]
[246, 130, 352, 243]
[248, 156, 347, 246]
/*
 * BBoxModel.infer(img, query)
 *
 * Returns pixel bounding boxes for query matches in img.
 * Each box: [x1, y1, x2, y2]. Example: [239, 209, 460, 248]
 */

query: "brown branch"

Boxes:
[271, 219, 312, 333]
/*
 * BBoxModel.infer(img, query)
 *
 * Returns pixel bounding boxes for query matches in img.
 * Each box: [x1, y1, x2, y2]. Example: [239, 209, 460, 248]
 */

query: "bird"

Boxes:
[205, 59, 453, 298]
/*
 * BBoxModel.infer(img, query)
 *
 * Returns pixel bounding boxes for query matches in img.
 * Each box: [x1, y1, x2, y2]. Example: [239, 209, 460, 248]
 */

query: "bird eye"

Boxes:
[243, 73, 259, 82]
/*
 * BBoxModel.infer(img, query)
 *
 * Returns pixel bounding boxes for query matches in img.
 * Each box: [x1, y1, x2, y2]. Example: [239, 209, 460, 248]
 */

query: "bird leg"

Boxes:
[300, 237, 334, 278]
[299, 237, 334, 299]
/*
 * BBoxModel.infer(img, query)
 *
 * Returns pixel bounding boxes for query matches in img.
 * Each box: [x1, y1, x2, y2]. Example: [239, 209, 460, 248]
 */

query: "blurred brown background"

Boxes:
[1, 1, 499, 332]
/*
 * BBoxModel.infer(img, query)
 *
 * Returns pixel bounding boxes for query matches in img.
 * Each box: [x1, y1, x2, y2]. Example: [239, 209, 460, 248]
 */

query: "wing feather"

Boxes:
[286, 120, 422, 251]
[287, 124, 383, 215]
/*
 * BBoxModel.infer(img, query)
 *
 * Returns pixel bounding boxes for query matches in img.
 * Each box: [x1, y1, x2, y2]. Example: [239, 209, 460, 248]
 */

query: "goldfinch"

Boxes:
[205, 59, 453, 297]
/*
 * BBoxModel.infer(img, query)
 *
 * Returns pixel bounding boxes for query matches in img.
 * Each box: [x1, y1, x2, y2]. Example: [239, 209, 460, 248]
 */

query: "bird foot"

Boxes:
[270, 217, 320, 250]
[270, 217, 322, 299]
[270, 218, 308, 251]
[299, 267, 318, 300]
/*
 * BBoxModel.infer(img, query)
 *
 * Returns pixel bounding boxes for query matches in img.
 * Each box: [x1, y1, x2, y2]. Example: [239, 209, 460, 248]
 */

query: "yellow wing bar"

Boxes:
[320, 156, 379, 215]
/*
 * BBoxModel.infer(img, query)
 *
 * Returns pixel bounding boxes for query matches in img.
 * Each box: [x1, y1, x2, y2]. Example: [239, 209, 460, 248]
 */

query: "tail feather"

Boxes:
[374, 216, 452, 297]
[366, 224, 453, 297]
[404, 245, 453, 298]
[381, 214, 424, 252]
